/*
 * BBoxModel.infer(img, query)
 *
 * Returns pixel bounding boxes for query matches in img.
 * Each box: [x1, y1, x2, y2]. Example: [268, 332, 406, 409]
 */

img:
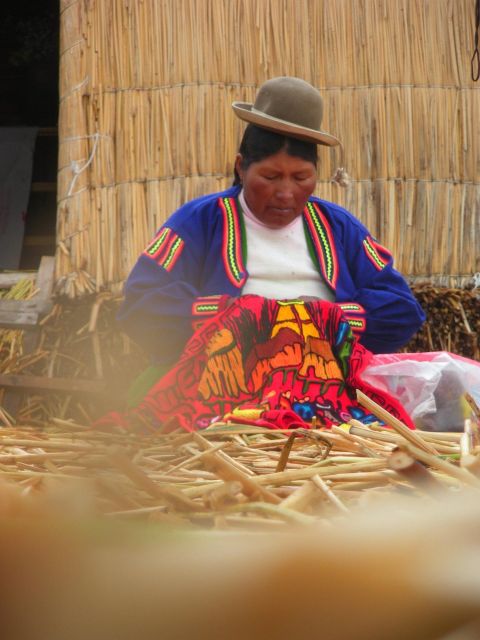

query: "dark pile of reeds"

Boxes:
[405, 283, 480, 359]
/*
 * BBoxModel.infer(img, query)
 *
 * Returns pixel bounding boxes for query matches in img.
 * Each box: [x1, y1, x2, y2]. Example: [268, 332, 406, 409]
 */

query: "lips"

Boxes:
[269, 207, 294, 214]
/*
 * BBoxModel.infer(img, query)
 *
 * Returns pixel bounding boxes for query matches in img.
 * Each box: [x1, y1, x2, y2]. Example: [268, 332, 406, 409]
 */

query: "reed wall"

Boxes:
[57, 0, 480, 296]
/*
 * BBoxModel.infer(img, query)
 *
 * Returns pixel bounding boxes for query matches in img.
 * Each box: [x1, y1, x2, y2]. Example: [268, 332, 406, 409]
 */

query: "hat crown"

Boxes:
[252, 77, 324, 131]
[231, 76, 340, 147]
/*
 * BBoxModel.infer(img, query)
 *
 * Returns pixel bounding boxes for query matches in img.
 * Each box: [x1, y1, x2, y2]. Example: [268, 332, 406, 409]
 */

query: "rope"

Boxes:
[67, 133, 102, 197]
[472, 0, 480, 81]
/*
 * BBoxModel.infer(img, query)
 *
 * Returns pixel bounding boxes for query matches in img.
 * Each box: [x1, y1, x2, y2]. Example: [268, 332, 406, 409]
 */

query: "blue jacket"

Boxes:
[118, 185, 425, 365]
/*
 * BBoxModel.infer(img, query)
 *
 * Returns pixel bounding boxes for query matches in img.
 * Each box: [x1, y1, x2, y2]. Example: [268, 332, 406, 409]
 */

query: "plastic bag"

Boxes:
[361, 351, 480, 431]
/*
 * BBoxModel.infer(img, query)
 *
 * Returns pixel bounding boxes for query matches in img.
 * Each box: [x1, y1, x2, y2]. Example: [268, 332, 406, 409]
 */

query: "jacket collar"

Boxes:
[218, 195, 338, 291]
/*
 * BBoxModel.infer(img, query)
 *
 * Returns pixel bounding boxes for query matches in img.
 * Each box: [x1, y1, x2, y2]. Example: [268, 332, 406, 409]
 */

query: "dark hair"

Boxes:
[233, 124, 318, 186]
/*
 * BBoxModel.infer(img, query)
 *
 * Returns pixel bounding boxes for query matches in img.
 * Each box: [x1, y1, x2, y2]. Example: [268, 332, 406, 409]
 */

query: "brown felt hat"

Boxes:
[232, 76, 341, 147]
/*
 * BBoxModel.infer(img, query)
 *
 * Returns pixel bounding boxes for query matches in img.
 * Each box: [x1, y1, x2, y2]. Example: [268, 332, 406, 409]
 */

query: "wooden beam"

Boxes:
[0, 300, 44, 312]
[0, 374, 107, 395]
[0, 309, 40, 329]
[35, 256, 55, 301]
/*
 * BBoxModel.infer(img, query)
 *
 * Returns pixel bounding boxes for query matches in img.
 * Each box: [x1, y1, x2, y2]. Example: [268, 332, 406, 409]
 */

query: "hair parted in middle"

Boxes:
[233, 124, 318, 186]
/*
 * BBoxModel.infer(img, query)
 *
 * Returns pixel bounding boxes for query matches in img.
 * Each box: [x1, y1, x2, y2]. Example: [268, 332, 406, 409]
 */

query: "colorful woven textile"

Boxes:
[109, 295, 414, 432]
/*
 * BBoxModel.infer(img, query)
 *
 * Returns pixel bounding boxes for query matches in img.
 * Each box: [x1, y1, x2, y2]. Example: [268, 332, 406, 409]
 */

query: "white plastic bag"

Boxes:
[361, 351, 480, 431]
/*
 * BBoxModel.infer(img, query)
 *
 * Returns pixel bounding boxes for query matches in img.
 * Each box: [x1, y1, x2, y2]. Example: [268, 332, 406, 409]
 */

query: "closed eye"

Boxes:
[295, 174, 312, 181]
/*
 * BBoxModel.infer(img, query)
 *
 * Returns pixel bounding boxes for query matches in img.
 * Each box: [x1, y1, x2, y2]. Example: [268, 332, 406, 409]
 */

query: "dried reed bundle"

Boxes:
[0, 410, 477, 531]
[57, 0, 480, 295]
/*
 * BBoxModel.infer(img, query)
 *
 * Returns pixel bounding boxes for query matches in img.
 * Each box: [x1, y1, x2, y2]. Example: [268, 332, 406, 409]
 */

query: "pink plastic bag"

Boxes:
[361, 351, 480, 431]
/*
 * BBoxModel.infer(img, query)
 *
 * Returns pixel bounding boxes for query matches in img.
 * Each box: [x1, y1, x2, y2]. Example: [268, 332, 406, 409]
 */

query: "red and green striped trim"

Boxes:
[338, 302, 365, 315]
[338, 302, 366, 335]
[363, 236, 391, 271]
[304, 202, 338, 289]
[144, 227, 185, 271]
[219, 197, 247, 288]
[346, 317, 366, 334]
[143, 228, 170, 261]
[192, 295, 223, 317]
[192, 295, 225, 332]
[161, 235, 184, 271]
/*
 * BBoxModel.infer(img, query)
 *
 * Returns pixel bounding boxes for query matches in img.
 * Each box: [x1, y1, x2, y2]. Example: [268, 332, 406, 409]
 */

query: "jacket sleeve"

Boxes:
[337, 230, 425, 354]
[117, 224, 228, 366]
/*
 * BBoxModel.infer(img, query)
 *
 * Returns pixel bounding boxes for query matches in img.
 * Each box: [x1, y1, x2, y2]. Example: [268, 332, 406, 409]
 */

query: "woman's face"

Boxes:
[235, 149, 317, 228]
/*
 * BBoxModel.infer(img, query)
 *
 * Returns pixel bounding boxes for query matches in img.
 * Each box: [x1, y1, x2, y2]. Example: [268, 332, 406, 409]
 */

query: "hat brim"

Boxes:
[232, 102, 341, 147]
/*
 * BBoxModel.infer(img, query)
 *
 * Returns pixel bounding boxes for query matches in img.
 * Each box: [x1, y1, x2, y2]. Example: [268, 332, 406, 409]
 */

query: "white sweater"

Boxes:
[239, 190, 334, 301]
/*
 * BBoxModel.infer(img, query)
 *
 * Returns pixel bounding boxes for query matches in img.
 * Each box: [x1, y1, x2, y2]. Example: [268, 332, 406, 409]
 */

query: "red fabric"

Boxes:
[219, 408, 311, 430]
[100, 296, 415, 432]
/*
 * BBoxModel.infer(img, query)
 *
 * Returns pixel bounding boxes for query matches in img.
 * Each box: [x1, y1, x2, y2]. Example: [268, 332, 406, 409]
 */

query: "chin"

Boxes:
[265, 213, 298, 228]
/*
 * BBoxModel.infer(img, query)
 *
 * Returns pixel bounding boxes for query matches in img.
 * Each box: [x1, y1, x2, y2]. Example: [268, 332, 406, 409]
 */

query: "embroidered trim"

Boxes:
[338, 302, 366, 315]
[363, 237, 390, 271]
[160, 235, 184, 271]
[144, 227, 185, 271]
[219, 197, 247, 288]
[338, 302, 366, 334]
[346, 318, 366, 333]
[194, 304, 219, 314]
[144, 228, 170, 261]
[304, 202, 338, 289]
[192, 295, 223, 316]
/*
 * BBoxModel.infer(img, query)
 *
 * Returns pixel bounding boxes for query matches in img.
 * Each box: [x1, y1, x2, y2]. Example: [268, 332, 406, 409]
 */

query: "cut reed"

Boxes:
[1, 417, 479, 530]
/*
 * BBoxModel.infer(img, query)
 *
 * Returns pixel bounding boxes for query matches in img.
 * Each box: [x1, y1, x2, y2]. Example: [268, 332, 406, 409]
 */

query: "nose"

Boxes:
[275, 178, 295, 202]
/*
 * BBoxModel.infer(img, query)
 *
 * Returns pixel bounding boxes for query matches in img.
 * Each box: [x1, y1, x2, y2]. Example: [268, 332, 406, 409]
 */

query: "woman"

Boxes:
[115, 77, 424, 429]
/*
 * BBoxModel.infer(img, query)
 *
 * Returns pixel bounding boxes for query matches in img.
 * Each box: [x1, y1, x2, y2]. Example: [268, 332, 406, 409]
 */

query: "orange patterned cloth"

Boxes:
[102, 296, 414, 432]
